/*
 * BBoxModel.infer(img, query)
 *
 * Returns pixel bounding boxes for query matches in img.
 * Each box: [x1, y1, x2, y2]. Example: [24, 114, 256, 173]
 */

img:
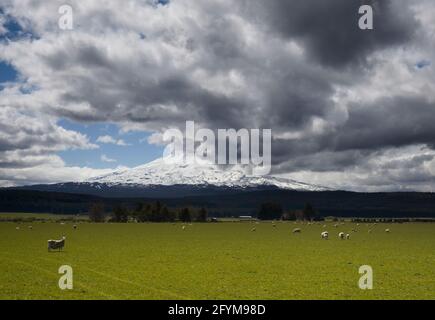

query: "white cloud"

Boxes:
[276, 145, 435, 192]
[0, 15, 7, 35]
[96, 135, 129, 146]
[145, 132, 165, 146]
[0, 0, 434, 190]
[100, 154, 117, 163]
[0, 161, 127, 187]
[0, 106, 97, 168]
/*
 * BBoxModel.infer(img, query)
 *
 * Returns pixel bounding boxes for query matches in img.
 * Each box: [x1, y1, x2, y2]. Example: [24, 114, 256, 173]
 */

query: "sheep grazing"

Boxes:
[15, 226, 20, 230]
[28, 226, 33, 230]
[339, 232, 345, 240]
[292, 228, 301, 234]
[346, 233, 351, 240]
[385, 228, 390, 233]
[251, 227, 256, 232]
[321, 231, 329, 240]
[182, 225, 186, 231]
[48, 236, 66, 252]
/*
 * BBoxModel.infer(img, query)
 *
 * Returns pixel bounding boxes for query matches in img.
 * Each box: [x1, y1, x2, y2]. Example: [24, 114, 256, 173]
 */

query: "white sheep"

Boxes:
[339, 232, 345, 239]
[15, 226, 20, 230]
[321, 231, 329, 239]
[292, 228, 301, 234]
[48, 236, 66, 252]
[346, 233, 350, 240]
[182, 225, 186, 231]
[385, 228, 390, 233]
[251, 227, 256, 232]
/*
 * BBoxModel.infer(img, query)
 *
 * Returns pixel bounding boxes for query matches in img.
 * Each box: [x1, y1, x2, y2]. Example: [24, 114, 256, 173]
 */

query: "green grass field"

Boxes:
[0, 220, 434, 300]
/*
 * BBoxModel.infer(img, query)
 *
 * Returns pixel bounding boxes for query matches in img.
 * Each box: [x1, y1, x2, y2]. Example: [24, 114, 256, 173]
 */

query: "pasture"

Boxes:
[0, 220, 434, 300]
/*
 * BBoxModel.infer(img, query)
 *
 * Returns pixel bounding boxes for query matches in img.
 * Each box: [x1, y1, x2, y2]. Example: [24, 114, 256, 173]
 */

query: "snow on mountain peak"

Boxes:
[87, 157, 327, 191]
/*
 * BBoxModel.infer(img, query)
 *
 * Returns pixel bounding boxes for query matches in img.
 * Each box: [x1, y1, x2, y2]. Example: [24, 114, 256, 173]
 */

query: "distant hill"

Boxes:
[2, 157, 435, 217]
[1, 188, 435, 218]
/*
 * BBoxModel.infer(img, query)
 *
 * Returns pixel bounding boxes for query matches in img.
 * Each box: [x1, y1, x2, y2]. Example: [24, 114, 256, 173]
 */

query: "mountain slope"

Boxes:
[86, 157, 327, 191]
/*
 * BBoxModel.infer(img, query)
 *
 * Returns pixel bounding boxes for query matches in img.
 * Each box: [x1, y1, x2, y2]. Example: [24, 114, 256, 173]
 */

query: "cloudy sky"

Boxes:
[0, 0, 435, 191]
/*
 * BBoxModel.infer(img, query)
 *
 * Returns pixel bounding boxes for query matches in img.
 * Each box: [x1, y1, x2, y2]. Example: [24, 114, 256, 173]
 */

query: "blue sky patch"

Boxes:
[0, 8, 36, 42]
[416, 60, 431, 69]
[0, 61, 18, 89]
[58, 119, 164, 169]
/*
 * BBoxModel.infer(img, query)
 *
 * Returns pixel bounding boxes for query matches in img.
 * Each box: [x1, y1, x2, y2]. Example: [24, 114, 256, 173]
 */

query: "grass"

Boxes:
[0, 220, 434, 300]
[0, 213, 87, 222]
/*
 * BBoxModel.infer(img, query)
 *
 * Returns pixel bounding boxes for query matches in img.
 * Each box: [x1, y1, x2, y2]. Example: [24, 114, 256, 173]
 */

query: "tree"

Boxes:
[89, 202, 106, 223]
[161, 206, 176, 222]
[258, 202, 283, 220]
[282, 211, 296, 221]
[135, 203, 151, 222]
[112, 205, 129, 223]
[132, 201, 175, 222]
[150, 201, 163, 222]
[303, 203, 316, 221]
[179, 207, 192, 223]
[196, 208, 208, 222]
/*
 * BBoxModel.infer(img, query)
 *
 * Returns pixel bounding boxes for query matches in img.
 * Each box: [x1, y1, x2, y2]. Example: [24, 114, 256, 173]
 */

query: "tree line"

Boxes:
[258, 202, 322, 221]
[88, 201, 320, 223]
[88, 201, 208, 223]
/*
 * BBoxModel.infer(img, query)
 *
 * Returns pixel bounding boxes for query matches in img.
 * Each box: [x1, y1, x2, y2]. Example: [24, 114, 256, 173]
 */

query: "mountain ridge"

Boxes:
[84, 157, 328, 192]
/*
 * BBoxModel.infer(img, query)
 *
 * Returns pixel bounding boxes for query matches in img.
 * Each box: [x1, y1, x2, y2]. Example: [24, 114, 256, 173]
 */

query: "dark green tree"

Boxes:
[196, 208, 208, 222]
[161, 206, 176, 222]
[89, 202, 106, 223]
[303, 203, 316, 221]
[257, 202, 283, 220]
[112, 205, 129, 223]
[179, 207, 192, 223]
[136, 203, 151, 222]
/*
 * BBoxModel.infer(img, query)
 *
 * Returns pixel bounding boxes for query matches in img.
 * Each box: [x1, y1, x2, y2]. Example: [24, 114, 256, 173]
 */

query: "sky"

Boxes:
[0, 0, 435, 191]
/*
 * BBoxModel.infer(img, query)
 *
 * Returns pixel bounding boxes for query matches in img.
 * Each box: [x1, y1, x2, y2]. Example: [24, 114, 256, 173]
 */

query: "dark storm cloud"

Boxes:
[272, 96, 435, 166]
[334, 97, 435, 151]
[260, 69, 335, 130]
[243, 0, 418, 67]
[1, 0, 434, 190]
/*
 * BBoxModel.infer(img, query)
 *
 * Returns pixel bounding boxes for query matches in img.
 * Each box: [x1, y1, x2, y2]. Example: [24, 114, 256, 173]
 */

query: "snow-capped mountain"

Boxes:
[86, 157, 327, 191]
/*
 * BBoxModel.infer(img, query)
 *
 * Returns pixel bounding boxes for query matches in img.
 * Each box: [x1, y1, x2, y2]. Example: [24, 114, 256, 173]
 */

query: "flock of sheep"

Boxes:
[291, 221, 391, 240]
[14, 220, 391, 252]
[245, 219, 393, 240]
[15, 222, 78, 252]
[251, 220, 391, 240]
